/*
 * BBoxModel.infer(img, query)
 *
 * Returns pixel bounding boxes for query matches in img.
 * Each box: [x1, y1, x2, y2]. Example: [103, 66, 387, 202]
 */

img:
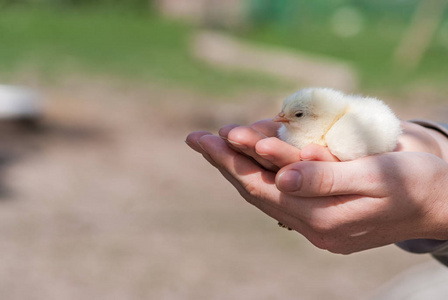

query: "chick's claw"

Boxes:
[278, 222, 293, 231]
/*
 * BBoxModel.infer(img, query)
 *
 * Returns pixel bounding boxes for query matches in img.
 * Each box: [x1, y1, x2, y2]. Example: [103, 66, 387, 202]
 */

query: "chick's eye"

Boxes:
[295, 112, 304, 118]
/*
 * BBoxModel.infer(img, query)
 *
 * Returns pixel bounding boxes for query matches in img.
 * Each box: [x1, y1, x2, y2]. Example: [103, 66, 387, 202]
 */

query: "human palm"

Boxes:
[186, 120, 448, 253]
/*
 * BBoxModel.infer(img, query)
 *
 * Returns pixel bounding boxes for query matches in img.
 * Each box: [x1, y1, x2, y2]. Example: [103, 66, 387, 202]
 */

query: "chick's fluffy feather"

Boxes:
[276, 88, 402, 161]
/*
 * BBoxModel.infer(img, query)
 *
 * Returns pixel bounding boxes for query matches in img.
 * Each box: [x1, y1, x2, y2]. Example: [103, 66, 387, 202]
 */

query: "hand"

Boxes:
[186, 120, 448, 254]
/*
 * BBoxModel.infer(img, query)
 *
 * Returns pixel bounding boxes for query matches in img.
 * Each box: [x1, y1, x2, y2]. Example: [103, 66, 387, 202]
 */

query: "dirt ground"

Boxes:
[0, 78, 446, 300]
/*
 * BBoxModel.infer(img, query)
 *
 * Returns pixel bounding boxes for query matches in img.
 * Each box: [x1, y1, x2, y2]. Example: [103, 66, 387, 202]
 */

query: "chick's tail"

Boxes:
[325, 107, 401, 161]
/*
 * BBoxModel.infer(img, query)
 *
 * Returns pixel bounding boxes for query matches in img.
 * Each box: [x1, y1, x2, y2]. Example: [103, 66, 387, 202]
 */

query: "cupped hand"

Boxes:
[186, 120, 448, 254]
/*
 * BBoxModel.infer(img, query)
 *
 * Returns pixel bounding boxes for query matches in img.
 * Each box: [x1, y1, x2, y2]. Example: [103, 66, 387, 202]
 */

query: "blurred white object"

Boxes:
[0, 85, 42, 120]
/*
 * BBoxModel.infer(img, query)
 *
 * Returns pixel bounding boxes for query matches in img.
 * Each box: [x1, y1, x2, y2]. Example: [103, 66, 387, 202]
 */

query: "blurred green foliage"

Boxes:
[0, 5, 287, 94]
[0, 0, 152, 10]
[0, 1, 447, 94]
[246, 0, 422, 25]
[242, 0, 448, 92]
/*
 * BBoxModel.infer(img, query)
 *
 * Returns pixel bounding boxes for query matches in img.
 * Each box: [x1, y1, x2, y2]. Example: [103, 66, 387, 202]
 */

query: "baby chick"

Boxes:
[273, 88, 402, 161]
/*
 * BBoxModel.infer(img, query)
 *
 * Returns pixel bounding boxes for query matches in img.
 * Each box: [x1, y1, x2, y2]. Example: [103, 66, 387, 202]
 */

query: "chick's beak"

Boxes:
[272, 112, 289, 123]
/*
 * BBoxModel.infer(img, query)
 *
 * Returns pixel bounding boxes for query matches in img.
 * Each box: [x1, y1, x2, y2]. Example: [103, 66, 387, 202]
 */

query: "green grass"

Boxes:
[1, 5, 446, 95]
[0, 6, 288, 95]
[236, 18, 448, 93]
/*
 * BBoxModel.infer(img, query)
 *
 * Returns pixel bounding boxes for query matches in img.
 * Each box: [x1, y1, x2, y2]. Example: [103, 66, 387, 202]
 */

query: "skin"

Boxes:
[185, 120, 448, 254]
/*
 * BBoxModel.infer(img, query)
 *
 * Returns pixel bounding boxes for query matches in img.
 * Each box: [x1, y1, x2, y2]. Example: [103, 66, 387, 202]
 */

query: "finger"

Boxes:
[226, 126, 279, 171]
[300, 144, 340, 162]
[218, 124, 240, 140]
[218, 124, 248, 155]
[197, 134, 318, 214]
[275, 157, 387, 197]
[219, 122, 281, 168]
[186, 131, 223, 168]
[185, 131, 214, 153]
[216, 167, 310, 234]
[198, 134, 277, 181]
[199, 136, 316, 235]
[218, 120, 280, 140]
[196, 134, 336, 237]
[255, 137, 302, 168]
[250, 119, 282, 137]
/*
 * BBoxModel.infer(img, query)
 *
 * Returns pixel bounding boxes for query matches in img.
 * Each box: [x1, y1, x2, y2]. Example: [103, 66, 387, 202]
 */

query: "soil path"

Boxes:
[0, 80, 444, 300]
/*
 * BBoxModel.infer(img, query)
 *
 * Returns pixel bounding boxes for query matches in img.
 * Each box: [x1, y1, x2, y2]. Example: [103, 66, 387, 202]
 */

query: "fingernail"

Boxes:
[197, 140, 208, 153]
[277, 170, 302, 192]
[228, 139, 248, 150]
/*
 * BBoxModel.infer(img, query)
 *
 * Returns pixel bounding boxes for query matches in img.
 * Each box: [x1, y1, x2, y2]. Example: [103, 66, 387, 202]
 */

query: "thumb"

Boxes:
[275, 158, 387, 197]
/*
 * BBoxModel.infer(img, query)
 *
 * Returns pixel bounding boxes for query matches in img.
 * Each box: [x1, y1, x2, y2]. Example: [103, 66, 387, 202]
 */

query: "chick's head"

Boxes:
[273, 88, 348, 131]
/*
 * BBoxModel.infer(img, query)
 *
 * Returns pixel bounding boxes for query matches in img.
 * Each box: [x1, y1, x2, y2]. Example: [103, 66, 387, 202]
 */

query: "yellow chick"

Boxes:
[273, 88, 402, 161]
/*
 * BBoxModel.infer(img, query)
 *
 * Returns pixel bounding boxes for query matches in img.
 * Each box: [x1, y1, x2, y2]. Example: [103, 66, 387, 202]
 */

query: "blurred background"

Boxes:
[0, 0, 447, 299]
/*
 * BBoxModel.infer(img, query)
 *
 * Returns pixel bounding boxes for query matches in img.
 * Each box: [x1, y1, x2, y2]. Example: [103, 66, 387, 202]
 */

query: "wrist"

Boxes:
[426, 127, 448, 162]
[407, 119, 448, 161]
[397, 121, 444, 156]
[423, 157, 448, 241]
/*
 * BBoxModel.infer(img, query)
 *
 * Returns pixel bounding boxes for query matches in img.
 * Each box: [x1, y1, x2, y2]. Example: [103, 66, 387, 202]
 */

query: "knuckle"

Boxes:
[315, 167, 336, 195]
